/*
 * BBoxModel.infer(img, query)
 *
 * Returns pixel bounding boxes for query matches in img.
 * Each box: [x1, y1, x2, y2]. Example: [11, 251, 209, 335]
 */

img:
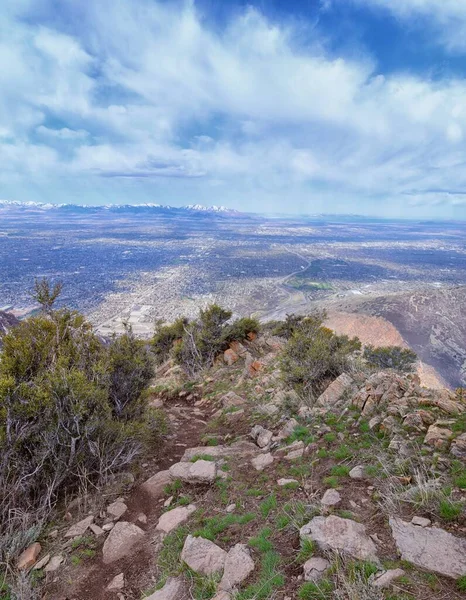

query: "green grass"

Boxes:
[249, 527, 274, 553]
[275, 514, 291, 529]
[333, 444, 352, 460]
[322, 475, 339, 488]
[237, 533, 284, 600]
[323, 432, 337, 443]
[330, 465, 350, 477]
[316, 448, 328, 459]
[347, 560, 379, 581]
[287, 425, 314, 446]
[246, 488, 264, 497]
[260, 494, 277, 519]
[457, 575, 466, 592]
[164, 479, 183, 496]
[190, 454, 216, 462]
[192, 512, 255, 541]
[438, 498, 463, 521]
[296, 538, 315, 563]
[297, 580, 333, 599]
[185, 569, 221, 600]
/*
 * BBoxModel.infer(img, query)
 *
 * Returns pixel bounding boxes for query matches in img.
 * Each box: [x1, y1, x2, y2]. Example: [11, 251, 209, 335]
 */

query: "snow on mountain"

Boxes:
[0, 200, 237, 213]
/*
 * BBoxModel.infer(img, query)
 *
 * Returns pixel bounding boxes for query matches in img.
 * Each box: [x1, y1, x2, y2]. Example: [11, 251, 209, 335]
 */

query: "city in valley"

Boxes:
[1, 201, 466, 389]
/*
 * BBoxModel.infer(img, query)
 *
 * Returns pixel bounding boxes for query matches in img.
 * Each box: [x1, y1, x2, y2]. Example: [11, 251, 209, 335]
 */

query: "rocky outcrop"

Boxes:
[219, 544, 255, 591]
[102, 521, 145, 564]
[389, 517, 466, 579]
[316, 373, 354, 407]
[181, 535, 227, 575]
[169, 460, 217, 483]
[156, 505, 197, 534]
[141, 470, 172, 498]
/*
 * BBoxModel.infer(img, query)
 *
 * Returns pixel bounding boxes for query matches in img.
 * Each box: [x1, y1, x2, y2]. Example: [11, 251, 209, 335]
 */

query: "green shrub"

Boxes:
[222, 317, 260, 343]
[279, 312, 360, 401]
[363, 345, 417, 373]
[151, 317, 188, 365]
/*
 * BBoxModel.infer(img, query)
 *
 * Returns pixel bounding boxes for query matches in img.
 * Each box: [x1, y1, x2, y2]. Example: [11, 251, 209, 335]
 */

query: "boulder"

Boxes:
[251, 452, 274, 471]
[181, 442, 259, 462]
[222, 392, 246, 409]
[316, 373, 354, 407]
[389, 517, 466, 578]
[219, 543, 255, 590]
[156, 505, 197, 534]
[451, 432, 466, 459]
[224, 349, 239, 366]
[181, 535, 227, 575]
[64, 515, 94, 538]
[424, 424, 452, 450]
[107, 500, 127, 520]
[250, 425, 273, 448]
[17, 542, 41, 570]
[303, 557, 330, 582]
[145, 577, 187, 600]
[33, 554, 50, 570]
[321, 489, 341, 507]
[169, 460, 217, 483]
[349, 465, 365, 479]
[300, 516, 378, 562]
[102, 521, 145, 564]
[107, 573, 125, 591]
[141, 470, 172, 499]
[372, 568, 405, 589]
[275, 418, 298, 441]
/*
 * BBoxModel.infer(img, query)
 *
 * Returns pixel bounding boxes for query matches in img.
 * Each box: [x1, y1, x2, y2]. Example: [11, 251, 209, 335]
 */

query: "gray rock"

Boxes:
[321, 489, 341, 507]
[156, 505, 197, 534]
[64, 515, 94, 538]
[181, 442, 259, 462]
[44, 555, 64, 573]
[222, 391, 246, 409]
[141, 470, 172, 499]
[212, 593, 232, 600]
[169, 460, 217, 483]
[181, 535, 227, 575]
[107, 573, 125, 591]
[90, 523, 105, 537]
[303, 557, 330, 582]
[316, 373, 354, 407]
[219, 543, 255, 590]
[451, 432, 466, 459]
[372, 568, 405, 589]
[411, 516, 431, 527]
[107, 500, 127, 520]
[251, 452, 273, 471]
[277, 478, 299, 487]
[250, 425, 273, 448]
[33, 553, 50, 570]
[349, 465, 365, 479]
[275, 418, 298, 440]
[389, 516, 466, 578]
[300, 516, 378, 562]
[102, 521, 145, 564]
[145, 577, 187, 600]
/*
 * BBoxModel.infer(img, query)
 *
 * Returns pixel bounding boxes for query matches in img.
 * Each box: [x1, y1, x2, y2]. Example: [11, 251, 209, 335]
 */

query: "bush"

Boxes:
[222, 316, 260, 343]
[279, 313, 360, 401]
[363, 345, 417, 373]
[0, 282, 155, 560]
[152, 317, 188, 365]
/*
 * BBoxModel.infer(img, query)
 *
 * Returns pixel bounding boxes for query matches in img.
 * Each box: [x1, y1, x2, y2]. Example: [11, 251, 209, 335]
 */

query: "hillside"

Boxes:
[0, 310, 19, 340]
[5, 317, 465, 600]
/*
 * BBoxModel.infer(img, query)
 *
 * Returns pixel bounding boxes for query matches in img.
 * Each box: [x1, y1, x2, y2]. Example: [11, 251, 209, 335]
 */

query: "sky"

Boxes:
[2, 0, 466, 218]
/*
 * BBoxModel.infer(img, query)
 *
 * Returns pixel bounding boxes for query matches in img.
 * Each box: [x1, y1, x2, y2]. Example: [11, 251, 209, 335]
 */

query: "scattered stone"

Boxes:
[321, 489, 341, 507]
[224, 349, 239, 366]
[250, 425, 273, 448]
[424, 424, 452, 450]
[276, 440, 304, 455]
[107, 501, 127, 520]
[226, 504, 236, 513]
[44, 555, 64, 573]
[107, 573, 125, 591]
[222, 391, 246, 409]
[64, 515, 94, 538]
[48, 529, 58, 539]
[316, 373, 354, 407]
[181, 442, 259, 462]
[349, 465, 365, 479]
[451, 433, 466, 459]
[169, 460, 217, 483]
[141, 470, 172, 499]
[102, 521, 145, 564]
[17, 543, 41, 570]
[102, 522, 114, 532]
[303, 557, 330, 582]
[275, 418, 298, 440]
[301, 516, 378, 562]
[145, 577, 187, 600]
[181, 535, 227, 575]
[372, 568, 405, 589]
[389, 516, 466, 578]
[138, 513, 148, 525]
[411, 516, 431, 527]
[156, 505, 197, 534]
[284, 448, 304, 460]
[90, 523, 105, 537]
[277, 478, 299, 487]
[251, 452, 274, 471]
[33, 554, 50, 570]
[219, 543, 255, 590]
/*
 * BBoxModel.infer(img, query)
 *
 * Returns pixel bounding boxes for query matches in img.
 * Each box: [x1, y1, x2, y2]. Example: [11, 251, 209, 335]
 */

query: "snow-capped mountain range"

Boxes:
[0, 200, 236, 213]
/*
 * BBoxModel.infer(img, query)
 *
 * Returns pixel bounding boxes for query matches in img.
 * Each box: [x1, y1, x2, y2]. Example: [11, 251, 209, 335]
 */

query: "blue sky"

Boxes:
[2, 0, 466, 217]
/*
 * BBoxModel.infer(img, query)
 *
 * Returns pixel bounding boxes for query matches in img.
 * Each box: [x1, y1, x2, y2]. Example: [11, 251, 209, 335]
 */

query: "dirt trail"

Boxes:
[44, 396, 213, 600]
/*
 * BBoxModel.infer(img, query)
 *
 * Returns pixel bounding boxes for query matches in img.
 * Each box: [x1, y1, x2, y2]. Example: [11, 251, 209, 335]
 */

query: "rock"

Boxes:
[156, 505, 197, 534]
[107, 573, 125, 591]
[102, 522, 114, 532]
[389, 517, 466, 578]
[33, 553, 50, 570]
[451, 432, 466, 459]
[102, 521, 145, 564]
[212, 593, 232, 600]
[219, 543, 255, 590]
[181, 535, 227, 575]
[372, 568, 405, 588]
[138, 513, 148, 525]
[90, 523, 105, 537]
[64, 515, 94, 538]
[411, 516, 431, 527]
[275, 418, 298, 440]
[276, 440, 304, 455]
[181, 442, 259, 462]
[17, 542, 41, 570]
[303, 557, 330, 582]
[277, 478, 299, 487]
[284, 448, 304, 460]
[321, 489, 341, 507]
[224, 349, 239, 366]
[424, 424, 452, 450]
[44, 555, 64, 573]
[403, 412, 426, 431]
[251, 452, 274, 471]
[222, 391, 246, 409]
[107, 500, 127, 520]
[250, 425, 273, 448]
[226, 504, 236, 513]
[349, 465, 365, 479]
[169, 460, 217, 483]
[141, 470, 173, 498]
[316, 373, 354, 407]
[145, 577, 187, 600]
[301, 516, 378, 562]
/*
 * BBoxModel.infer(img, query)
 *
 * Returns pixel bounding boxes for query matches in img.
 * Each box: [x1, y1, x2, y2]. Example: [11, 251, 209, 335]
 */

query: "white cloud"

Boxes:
[1, 0, 466, 216]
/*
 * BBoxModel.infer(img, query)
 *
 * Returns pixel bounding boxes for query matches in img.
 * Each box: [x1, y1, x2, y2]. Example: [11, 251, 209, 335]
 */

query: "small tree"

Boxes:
[363, 345, 417, 373]
[32, 277, 63, 314]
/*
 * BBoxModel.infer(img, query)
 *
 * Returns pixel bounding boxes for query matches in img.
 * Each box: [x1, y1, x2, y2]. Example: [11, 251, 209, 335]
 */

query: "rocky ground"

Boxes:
[17, 334, 466, 600]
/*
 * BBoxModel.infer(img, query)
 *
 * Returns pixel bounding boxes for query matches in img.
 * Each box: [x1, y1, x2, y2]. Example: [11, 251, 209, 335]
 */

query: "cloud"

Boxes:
[0, 0, 466, 216]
